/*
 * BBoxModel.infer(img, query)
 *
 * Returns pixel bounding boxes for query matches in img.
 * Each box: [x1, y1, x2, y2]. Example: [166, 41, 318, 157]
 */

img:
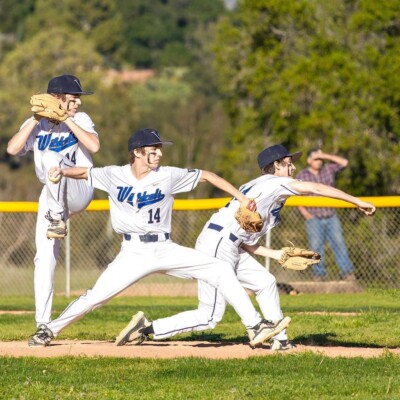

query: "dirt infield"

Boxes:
[0, 340, 399, 359]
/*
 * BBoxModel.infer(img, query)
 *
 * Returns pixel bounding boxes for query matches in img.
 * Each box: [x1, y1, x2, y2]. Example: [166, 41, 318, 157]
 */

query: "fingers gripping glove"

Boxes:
[235, 205, 264, 233]
[278, 241, 321, 271]
[30, 94, 68, 122]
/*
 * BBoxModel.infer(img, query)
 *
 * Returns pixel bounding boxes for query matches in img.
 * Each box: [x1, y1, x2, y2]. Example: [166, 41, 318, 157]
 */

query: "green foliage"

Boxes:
[116, 0, 226, 68]
[213, 0, 400, 193]
[22, 0, 124, 67]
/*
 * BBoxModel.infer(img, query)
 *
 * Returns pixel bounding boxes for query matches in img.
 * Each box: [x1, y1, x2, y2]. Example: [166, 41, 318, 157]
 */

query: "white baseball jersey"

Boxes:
[149, 175, 298, 342]
[19, 112, 98, 183]
[87, 165, 202, 234]
[207, 175, 300, 245]
[47, 165, 265, 336]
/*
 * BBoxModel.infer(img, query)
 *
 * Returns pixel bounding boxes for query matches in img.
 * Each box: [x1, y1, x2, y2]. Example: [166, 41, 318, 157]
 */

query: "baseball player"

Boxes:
[7, 74, 99, 330]
[28, 129, 291, 348]
[115, 144, 375, 351]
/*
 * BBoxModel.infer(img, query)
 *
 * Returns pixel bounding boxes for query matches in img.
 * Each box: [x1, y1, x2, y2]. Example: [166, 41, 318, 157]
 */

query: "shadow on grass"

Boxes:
[294, 332, 384, 348]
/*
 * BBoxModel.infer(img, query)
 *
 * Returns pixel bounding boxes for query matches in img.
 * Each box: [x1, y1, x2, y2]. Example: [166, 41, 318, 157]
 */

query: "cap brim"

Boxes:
[72, 91, 94, 95]
[288, 151, 302, 161]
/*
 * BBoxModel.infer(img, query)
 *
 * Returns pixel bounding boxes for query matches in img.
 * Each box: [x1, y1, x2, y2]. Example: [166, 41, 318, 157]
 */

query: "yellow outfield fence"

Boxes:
[0, 196, 398, 297]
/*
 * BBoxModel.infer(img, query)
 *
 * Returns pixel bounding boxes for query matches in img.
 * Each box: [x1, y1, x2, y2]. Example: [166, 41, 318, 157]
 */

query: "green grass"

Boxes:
[0, 355, 400, 399]
[0, 290, 400, 399]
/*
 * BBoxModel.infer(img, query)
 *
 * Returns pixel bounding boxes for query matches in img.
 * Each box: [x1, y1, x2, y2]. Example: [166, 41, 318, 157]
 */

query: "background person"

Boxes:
[297, 148, 355, 281]
[7, 74, 100, 329]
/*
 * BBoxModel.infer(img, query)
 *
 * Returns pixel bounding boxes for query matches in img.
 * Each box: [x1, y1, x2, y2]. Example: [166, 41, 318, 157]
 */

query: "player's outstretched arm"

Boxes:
[241, 243, 283, 261]
[289, 180, 376, 216]
[48, 166, 89, 183]
[199, 170, 254, 209]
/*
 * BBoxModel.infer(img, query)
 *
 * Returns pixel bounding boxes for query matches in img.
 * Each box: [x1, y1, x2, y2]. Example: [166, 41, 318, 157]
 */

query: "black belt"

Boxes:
[207, 223, 239, 243]
[124, 233, 170, 242]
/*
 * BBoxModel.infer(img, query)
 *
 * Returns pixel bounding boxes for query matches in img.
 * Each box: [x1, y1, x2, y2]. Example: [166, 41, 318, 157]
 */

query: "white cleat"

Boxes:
[248, 316, 291, 348]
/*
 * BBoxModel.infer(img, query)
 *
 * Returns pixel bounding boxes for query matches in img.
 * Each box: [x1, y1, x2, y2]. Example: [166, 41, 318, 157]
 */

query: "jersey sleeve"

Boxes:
[87, 166, 115, 192]
[278, 177, 301, 196]
[168, 167, 202, 194]
[73, 112, 98, 135]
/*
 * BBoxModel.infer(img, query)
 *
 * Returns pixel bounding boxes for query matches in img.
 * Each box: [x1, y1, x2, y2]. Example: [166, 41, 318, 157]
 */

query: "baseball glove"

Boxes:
[235, 205, 264, 233]
[278, 241, 321, 271]
[30, 94, 68, 122]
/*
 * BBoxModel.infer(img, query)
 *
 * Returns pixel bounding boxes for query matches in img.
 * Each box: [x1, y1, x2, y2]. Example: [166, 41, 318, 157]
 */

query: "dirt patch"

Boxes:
[0, 311, 34, 315]
[0, 340, 398, 359]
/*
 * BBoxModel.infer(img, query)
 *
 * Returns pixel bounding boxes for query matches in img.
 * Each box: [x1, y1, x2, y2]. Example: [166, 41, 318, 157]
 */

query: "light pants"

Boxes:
[47, 239, 262, 336]
[152, 227, 287, 341]
[34, 151, 93, 326]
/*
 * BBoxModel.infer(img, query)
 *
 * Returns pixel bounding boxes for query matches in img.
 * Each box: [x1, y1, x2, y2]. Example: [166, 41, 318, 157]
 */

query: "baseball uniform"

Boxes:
[151, 174, 299, 341]
[18, 113, 98, 326]
[46, 165, 263, 336]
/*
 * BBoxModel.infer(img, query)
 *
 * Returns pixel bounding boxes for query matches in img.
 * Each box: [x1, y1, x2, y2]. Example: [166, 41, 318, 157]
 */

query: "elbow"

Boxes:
[89, 142, 100, 154]
[6, 143, 18, 156]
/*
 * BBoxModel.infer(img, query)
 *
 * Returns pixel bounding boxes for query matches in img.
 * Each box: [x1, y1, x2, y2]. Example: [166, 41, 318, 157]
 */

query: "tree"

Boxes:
[22, 0, 124, 67]
[213, 0, 400, 194]
[116, 0, 226, 68]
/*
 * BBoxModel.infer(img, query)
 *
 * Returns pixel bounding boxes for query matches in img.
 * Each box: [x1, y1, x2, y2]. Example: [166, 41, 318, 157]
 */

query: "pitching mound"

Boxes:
[0, 340, 399, 359]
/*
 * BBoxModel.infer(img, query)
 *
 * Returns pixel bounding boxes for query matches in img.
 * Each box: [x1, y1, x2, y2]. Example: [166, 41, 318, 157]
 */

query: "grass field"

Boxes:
[0, 290, 399, 399]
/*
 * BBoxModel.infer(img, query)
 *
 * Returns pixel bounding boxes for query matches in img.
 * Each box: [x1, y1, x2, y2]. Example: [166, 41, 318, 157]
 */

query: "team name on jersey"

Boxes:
[37, 132, 78, 152]
[117, 186, 165, 209]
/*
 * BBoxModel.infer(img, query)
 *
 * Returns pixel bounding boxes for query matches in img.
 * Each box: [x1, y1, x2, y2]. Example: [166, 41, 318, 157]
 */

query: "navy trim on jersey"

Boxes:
[280, 183, 298, 195]
[87, 167, 93, 187]
[55, 159, 64, 203]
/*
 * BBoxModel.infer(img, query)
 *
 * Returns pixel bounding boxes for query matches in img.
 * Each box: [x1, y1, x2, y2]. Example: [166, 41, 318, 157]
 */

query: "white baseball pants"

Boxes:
[47, 239, 262, 336]
[34, 151, 93, 326]
[152, 227, 288, 341]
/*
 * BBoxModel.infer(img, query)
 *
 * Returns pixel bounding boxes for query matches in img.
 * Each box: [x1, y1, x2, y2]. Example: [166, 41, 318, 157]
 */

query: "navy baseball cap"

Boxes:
[257, 144, 302, 169]
[47, 74, 93, 95]
[128, 128, 173, 151]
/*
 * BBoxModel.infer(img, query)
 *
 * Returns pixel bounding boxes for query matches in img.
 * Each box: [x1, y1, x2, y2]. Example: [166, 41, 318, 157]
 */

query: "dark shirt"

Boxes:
[296, 163, 344, 218]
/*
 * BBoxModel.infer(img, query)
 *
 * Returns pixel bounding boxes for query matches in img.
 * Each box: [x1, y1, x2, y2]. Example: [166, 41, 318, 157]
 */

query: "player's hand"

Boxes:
[358, 201, 376, 216]
[241, 197, 256, 211]
[48, 166, 62, 183]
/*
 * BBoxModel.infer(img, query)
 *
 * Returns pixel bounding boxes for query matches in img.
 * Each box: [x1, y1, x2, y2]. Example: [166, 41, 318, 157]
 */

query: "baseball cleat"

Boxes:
[28, 324, 54, 347]
[270, 339, 296, 351]
[115, 311, 151, 346]
[45, 213, 67, 239]
[247, 316, 291, 349]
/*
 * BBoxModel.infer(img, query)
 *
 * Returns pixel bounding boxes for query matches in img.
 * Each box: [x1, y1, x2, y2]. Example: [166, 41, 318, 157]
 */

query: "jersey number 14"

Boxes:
[148, 208, 160, 223]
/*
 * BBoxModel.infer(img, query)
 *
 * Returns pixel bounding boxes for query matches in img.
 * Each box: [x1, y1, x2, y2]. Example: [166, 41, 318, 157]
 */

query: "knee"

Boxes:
[41, 151, 61, 169]
[255, 273, 277, 292]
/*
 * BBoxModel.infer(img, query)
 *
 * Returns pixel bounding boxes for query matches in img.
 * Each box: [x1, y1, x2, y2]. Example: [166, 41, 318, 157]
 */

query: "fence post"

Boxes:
[265, 230, 271, 271]
[66, 219, 71, 298]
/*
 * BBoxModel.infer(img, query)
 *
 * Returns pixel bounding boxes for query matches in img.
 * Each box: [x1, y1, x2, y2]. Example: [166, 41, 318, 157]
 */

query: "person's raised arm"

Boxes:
[199, 170, 254, 209]
[7, 116, 41, 155]
[289, 180, 375, 216]
[64, 118, 100, 153]
[313, 150, 348, 167]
